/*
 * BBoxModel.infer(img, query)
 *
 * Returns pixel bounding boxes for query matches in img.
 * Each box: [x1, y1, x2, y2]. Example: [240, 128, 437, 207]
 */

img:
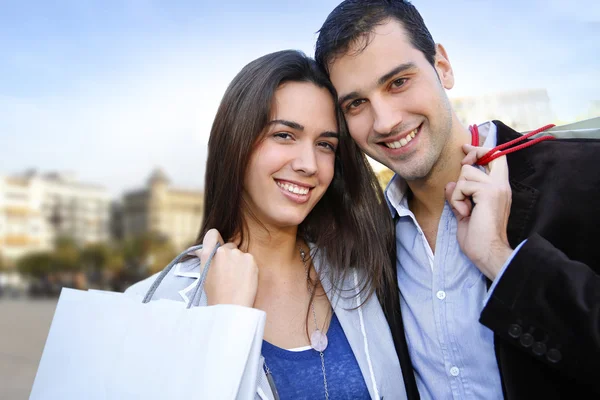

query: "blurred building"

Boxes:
[122, 169, 204, 250]
[0, 170, 111, 266]
[451, 89, 556, 132]
[109, 201, 124, 241]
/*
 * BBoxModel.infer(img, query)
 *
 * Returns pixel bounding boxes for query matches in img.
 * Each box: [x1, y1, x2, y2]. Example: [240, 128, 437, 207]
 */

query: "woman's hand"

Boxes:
[195, 229, 259, 307]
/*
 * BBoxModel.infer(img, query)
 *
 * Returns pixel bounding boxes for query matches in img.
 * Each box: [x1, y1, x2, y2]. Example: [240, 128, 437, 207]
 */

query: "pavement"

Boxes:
[0, 298, 58, 400]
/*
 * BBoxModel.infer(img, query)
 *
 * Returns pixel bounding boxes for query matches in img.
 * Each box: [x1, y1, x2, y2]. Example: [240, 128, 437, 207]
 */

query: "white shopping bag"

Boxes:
[30, 244, 266, 400]
[530, 116, 600, 139]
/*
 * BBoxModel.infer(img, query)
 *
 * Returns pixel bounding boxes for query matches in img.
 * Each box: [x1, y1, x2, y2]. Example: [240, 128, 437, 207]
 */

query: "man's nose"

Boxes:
[372, 97, 403, 135]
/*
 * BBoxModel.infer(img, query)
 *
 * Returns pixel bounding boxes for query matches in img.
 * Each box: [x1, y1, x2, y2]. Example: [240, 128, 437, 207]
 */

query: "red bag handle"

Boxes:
[469, 123, 556, 166]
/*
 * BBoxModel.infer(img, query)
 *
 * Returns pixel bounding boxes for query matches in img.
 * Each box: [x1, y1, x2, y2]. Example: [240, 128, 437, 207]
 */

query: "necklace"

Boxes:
[263, 246, 330, 400]
[301, 246, 329, 399]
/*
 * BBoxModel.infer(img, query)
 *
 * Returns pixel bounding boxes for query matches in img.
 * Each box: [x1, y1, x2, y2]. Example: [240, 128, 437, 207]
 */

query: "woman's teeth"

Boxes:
[276, 181, 309, 195]
[385, 128, 418, 149]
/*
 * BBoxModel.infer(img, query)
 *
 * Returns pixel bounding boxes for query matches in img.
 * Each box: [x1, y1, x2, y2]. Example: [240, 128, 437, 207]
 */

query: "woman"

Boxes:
[126, 50, 407, 399]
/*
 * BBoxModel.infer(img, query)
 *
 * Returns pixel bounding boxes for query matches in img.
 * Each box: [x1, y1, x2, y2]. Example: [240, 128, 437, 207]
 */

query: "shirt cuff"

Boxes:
[483, 239, 528, 306]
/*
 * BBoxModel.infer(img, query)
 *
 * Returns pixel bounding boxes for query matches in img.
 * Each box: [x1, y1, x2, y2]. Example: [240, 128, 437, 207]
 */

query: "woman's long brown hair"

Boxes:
[196, 50, 395, 307]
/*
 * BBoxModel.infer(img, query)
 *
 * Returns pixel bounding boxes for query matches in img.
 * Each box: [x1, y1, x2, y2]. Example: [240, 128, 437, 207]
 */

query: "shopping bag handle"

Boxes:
[142, 243, 221, 307]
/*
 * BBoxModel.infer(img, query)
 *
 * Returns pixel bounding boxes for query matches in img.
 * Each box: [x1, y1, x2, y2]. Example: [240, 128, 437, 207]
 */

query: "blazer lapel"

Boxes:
[494, 121, 540, 248]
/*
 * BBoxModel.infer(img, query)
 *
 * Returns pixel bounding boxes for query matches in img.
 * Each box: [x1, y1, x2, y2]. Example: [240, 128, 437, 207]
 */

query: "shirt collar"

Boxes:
[477, 120, 498, 148]
[383, 121, 498, 218]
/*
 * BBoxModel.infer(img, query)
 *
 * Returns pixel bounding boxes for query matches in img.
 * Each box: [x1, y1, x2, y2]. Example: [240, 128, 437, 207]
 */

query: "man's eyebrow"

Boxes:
[377, 62, 417, 86]
[338, 62, 418, 107]
[268, 119, 304, 130]
[338, 91, 360, 108]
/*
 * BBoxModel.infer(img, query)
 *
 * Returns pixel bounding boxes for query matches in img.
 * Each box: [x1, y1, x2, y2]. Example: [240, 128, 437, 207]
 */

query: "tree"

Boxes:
[17, 252, 55, 278]
[122, 233, 177, 275]
[54, 237, 81, 273]
[80, 243, 110, 270]
[80, 243, 110, 284]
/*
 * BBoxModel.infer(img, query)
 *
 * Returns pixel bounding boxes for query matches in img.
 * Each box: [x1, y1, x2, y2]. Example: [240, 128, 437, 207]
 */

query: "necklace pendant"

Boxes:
[310, 329, 328, 352]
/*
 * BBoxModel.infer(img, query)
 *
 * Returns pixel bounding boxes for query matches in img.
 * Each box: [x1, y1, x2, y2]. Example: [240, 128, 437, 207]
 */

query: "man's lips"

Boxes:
[379, 125, 421, 149]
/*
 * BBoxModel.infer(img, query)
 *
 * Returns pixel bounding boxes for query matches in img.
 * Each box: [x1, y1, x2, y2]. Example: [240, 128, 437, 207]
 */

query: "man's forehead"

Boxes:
[329, 20, 418, 87]
[330, 49, 418, 100]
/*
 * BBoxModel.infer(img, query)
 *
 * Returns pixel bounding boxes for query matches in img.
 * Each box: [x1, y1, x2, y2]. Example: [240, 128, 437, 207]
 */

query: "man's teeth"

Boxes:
[276, 181, 310, 195]
[385, 128, 418, 149]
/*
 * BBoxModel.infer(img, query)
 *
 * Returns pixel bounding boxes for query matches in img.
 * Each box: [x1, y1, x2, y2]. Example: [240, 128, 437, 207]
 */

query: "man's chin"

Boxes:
[388, 161, 434, 182]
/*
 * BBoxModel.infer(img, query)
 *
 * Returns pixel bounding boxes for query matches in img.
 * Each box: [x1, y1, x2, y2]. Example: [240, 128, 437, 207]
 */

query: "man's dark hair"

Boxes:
[315, 0, 436, 73]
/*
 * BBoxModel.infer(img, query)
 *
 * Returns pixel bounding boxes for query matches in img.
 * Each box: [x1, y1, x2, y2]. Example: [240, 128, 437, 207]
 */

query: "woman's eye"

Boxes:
[273, 132, 293, 140]
[318, 142, 336, 152]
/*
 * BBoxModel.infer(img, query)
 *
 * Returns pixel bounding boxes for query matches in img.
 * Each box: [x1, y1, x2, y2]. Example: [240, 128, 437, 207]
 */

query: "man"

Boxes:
[315, 1, 600, 398]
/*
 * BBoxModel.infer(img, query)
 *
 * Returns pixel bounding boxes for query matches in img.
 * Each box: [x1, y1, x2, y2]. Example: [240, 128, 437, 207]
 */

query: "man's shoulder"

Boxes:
[494, 120, 600, 170]
[495, 120, 600, 149]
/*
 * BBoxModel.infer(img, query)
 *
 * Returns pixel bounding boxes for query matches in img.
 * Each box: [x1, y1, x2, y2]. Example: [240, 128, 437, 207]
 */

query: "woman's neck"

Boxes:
[241, 217, 306, 278]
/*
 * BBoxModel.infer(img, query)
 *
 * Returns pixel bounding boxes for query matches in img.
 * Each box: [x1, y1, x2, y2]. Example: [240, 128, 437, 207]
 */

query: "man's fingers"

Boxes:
[458, 164, 490, 183]
[487, 153, 509, 182]
[452, 180, 481, 199]
[446, 182, 472, 218]
[462, 144, 493, 163]
[462, 144, 510, 182]
[445, 182, 456, 202]
[448, 180, 483, 217]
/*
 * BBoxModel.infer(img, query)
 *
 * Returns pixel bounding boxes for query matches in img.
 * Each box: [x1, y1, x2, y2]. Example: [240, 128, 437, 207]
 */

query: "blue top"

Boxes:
[261, 313, 370, 399]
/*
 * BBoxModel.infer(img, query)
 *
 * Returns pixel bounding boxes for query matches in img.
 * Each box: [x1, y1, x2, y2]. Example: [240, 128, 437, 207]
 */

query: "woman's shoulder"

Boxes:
[124, 256, 202, 304]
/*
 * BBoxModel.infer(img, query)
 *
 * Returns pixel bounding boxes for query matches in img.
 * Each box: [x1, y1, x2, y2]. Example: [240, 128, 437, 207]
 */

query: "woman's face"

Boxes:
[243, 81, 339, 230]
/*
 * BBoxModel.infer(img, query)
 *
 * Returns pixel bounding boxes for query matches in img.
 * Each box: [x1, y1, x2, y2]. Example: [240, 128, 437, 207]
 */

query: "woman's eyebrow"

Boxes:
[268, 119, 303, 130]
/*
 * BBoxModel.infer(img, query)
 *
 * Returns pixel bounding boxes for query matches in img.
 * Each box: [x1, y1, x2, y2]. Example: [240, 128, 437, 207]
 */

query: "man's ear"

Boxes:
[434, 43, 454, 90]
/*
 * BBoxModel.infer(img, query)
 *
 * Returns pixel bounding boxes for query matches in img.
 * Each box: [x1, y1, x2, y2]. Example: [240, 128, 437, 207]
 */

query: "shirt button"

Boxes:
[436, 291, 446, 300]
[450, 366, 460, 376]
[547, 349, 562, 363]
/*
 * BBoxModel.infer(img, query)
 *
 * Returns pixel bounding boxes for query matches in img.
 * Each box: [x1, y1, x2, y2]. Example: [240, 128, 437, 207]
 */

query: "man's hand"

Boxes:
[194, 229, 258, 307]
[444, 144, 513, 280]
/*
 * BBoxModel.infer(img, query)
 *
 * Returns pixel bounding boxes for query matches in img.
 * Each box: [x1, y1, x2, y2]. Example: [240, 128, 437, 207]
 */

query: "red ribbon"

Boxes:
[469, 123, 556, 166]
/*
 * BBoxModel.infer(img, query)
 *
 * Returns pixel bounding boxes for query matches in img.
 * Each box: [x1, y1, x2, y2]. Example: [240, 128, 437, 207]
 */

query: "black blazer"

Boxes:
[383, 121, 600, 399]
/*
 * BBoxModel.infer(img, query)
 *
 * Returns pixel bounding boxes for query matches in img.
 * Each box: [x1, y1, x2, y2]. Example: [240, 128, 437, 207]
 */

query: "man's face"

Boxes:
[329, 19, 455, 181]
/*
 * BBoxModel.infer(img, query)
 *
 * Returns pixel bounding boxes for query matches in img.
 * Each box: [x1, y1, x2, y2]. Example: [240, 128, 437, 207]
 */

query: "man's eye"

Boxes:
[347, 99, 365, 110]
[391, 78, 407, 88]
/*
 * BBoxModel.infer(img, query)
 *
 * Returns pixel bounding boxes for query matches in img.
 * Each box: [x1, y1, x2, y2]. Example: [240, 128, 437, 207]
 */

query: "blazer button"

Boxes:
[508, 324, 522, 339]
[532, 342, 547, 356]
[547, 349, 562, 363]
[520, 333, 534, 348]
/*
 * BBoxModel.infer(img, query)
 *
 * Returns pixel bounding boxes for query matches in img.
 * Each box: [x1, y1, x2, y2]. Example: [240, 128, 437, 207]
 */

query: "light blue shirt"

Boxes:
[386, 122, 521, 399]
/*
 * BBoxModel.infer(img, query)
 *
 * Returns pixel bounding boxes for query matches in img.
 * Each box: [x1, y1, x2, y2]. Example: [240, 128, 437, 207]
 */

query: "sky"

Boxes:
[1, 0, 599, 196]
